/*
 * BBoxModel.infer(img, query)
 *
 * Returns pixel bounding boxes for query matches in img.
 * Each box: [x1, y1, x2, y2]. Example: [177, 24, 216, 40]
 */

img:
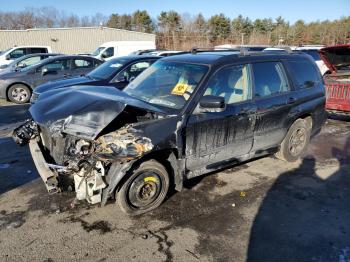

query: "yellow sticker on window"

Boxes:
[171, 83, 191, 95]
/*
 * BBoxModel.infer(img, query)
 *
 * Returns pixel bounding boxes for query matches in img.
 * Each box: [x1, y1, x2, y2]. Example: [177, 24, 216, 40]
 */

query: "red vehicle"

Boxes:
[319, 44, 350, 113]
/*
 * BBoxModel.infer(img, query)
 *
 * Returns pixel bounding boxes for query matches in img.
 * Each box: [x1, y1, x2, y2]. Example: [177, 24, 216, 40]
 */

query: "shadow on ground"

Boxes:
[0, 137, 38, 194]
[247, 137, 350, 262]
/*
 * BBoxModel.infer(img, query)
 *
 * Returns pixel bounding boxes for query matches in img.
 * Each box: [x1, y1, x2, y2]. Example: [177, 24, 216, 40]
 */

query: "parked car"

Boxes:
[0, 53, 61, 73]
[215, 44, 269, 51]
[92, 41, 156, 61]
[31, 55, 160, 103]
[292, 45, 329, 75]
[0, 55, 102, 104]
[0, 46, 52, 66]
[148, 50, 186, 56]
[319, 44, 350, 114]
[129, 49, 158, 55]
[13, 50, 326, 215]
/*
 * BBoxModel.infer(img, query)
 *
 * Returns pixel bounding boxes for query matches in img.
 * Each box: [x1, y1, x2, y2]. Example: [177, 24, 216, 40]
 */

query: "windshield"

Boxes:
[124, 61, 208, 110]
[91, 47, 105, 56]
[87, 58, 130, 80]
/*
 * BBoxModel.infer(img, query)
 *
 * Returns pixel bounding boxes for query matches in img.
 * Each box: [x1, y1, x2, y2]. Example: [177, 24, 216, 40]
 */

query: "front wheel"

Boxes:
[116, 160, 170, 215]
[275, 118, 311, 162]
[7, 84, 31, 104]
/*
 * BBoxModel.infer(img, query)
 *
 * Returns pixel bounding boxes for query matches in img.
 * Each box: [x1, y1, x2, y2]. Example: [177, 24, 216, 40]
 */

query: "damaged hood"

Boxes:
[30, 85, 165, 140]
[319, 45, 350, 73]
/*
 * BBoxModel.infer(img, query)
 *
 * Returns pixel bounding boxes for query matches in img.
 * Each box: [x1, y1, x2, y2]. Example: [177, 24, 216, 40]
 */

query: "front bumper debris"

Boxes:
[28, 139, 60, 194]
[13, 119, 38, 146]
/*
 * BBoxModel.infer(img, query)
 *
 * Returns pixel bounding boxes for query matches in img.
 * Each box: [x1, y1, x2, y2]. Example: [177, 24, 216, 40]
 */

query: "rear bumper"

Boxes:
[29, 139, 60, 194]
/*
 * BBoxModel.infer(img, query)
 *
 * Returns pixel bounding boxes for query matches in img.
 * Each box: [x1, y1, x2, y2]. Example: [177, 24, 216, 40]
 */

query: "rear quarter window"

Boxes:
[287, 59, 321, 89]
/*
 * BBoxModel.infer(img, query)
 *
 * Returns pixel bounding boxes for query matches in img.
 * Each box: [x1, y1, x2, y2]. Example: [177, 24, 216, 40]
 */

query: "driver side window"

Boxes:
[37, 60, 69, 73]
[103, 47, 114, 58]
[114, 61, 153, 82]
[9, 48, 26, 59]
[204, 64, 252, 105]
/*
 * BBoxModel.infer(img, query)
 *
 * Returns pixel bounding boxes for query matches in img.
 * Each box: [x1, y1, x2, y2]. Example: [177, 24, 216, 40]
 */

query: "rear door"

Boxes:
[185, 64, 256, 172]
[251, 61, 293, 151]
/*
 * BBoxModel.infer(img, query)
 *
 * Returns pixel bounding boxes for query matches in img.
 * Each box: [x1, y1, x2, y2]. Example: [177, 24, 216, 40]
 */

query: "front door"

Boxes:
[185, 64, 256, 173]
[33, 59, 71, 87]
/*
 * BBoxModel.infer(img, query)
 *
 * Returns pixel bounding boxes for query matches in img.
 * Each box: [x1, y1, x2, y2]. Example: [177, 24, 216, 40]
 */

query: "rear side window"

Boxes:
[252, 62, 290, 98]
[287, 60, 321, 89]
[73, 59, 93, 69]
[27, 48, 47, 54]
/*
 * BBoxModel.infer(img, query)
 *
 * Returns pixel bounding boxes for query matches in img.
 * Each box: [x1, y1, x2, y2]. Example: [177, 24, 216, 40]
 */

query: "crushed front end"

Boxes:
[13, 119, 153, 204]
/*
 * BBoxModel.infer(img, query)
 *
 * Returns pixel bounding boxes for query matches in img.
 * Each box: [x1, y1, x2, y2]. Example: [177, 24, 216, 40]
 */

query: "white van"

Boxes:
[91, 41, 156, 60]
[0, 46, 52, 66]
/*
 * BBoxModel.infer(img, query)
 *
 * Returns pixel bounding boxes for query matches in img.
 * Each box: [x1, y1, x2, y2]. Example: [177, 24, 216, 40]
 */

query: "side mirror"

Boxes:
[199, 95, 225, 112]
[115, 75, 129, 83]
[101, 53, 107, 59]
[41, 68, 48, 75]
[5, 54, 10, 60]
[42, 68, 56, 76]
[17, 63, 26, 69]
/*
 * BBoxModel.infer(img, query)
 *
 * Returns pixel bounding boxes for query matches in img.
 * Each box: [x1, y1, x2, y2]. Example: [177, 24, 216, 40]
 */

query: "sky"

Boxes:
[1, 0, 349, 23]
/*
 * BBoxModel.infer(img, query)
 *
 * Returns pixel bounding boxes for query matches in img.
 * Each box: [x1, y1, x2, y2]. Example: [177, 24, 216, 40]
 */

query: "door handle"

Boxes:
[287, 97, 296, 104]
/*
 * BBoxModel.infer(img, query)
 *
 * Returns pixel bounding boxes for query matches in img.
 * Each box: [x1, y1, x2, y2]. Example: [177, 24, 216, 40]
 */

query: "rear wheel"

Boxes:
[7, 84, 31, 104]
[116, 160, 169, 215]
[275, 118, 311, 162]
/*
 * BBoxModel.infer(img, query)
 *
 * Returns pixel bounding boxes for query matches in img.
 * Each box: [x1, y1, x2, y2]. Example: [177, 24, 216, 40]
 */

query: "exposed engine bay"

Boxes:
[13, 94, 160, 204]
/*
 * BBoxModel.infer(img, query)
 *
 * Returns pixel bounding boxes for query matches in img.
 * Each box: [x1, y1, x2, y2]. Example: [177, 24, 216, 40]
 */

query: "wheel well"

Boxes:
[132, 148, 179, 186]
[112, 148, 180, 198]
[6, 82, 32, 100]
[298, 114, 313, 130]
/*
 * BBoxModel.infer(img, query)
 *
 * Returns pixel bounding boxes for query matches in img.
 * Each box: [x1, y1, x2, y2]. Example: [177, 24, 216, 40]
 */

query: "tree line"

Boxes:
[0, 7, 349, 50]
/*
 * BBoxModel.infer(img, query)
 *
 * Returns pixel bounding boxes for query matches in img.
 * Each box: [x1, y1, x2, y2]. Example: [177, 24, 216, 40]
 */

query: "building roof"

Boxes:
[0, 26, 155, 37]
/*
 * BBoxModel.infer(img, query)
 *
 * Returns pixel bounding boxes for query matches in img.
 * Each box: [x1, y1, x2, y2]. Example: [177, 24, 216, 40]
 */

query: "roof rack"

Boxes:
[190, 47, 241, 54]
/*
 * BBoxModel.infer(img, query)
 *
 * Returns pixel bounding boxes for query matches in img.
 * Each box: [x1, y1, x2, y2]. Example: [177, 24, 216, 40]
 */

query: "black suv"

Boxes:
[13, 50, 326, 215]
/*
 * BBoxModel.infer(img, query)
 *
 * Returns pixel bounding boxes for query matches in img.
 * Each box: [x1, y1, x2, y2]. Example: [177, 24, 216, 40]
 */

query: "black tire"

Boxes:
[7, 84, 31, 104]
[116, 160, 170, 215]
[275, 118, 311, 162]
